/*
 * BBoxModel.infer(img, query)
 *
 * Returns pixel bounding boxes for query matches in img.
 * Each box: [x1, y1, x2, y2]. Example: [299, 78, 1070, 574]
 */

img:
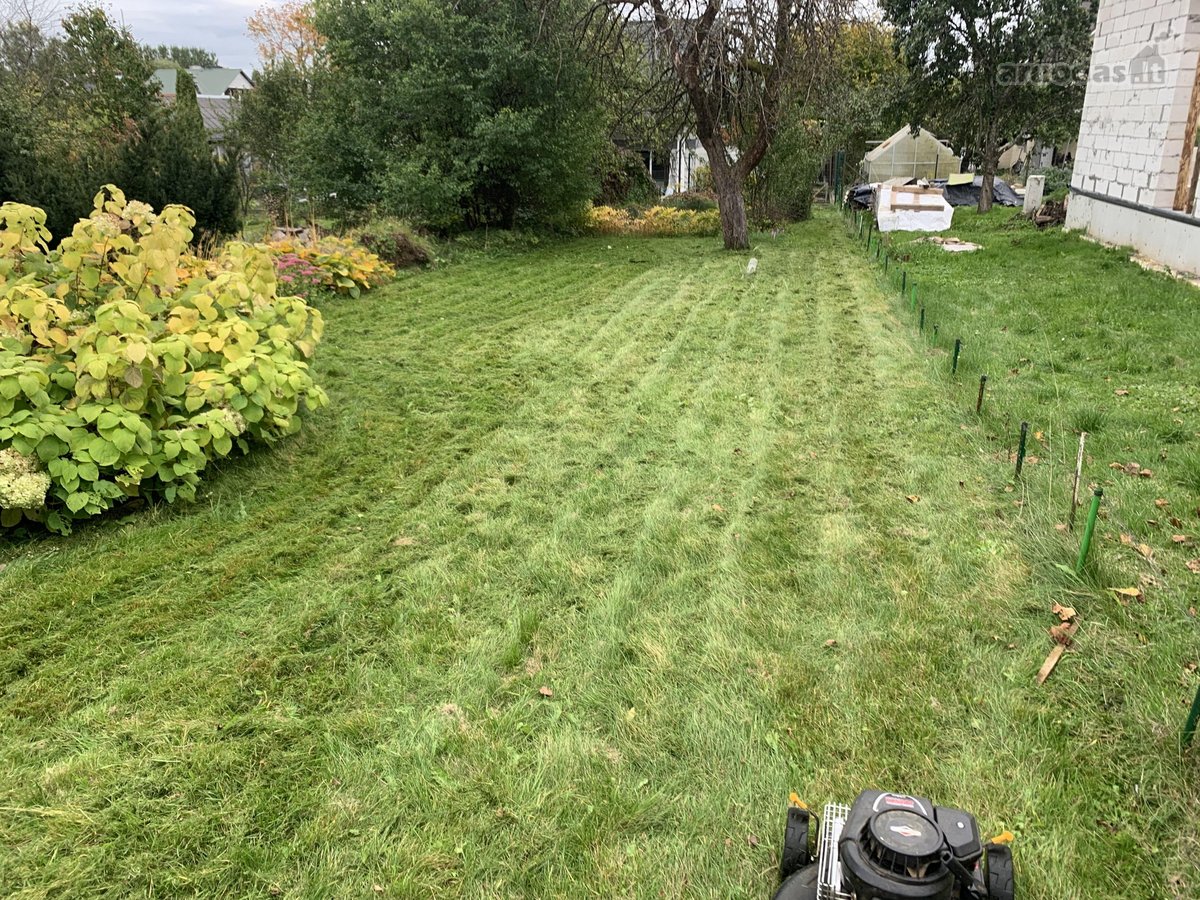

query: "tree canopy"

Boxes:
[0, 6, 238, 239]
[235, 0, 605, 232]
[146, 44, 219, 68]
[882, 0, 1095, 210]
[594, 0, 850, 248]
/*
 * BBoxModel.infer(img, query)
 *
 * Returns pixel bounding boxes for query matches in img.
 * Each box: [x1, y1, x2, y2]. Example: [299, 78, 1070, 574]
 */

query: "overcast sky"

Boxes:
[106, 0, 276, 72]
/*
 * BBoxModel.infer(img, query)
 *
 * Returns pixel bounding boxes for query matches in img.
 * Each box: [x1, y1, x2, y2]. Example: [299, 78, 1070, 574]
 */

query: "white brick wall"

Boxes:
[1073, 0, 1200, 210]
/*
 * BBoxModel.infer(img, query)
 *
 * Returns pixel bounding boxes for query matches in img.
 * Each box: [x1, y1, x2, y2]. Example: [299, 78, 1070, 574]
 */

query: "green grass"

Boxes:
[872, 207, 1200, 593]
[2, 214, 1198, 898]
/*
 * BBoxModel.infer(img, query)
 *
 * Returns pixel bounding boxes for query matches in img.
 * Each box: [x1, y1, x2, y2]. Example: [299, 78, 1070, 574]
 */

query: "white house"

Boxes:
[666, 135, 711, 194]
[1065, 0, 1200, 274]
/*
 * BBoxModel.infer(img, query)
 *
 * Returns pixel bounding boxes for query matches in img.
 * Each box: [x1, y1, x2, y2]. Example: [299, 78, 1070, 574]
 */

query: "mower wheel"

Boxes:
[778, 806, 812, 881]
[772, 863, 819, 900]
[985, 844, 1015, 900]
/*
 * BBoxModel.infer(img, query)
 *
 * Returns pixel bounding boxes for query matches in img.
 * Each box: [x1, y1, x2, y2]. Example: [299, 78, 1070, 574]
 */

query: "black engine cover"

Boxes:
[838, 790, 981, 900]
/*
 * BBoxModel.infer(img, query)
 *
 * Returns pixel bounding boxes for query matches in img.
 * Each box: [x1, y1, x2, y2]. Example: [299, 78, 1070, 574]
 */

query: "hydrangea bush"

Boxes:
[0, 186, 327, 533]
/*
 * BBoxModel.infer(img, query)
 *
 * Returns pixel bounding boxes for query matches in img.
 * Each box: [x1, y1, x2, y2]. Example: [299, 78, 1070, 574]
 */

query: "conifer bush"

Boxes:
[0, 187, 326, 533]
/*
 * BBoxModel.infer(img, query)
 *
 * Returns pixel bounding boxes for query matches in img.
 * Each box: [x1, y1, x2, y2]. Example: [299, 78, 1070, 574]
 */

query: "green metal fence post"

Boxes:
[1075, 488, 1103, 574]
[1183, 683, 1200, 747]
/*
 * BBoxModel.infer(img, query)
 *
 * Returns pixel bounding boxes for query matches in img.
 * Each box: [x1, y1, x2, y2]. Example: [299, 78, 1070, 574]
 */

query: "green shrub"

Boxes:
[0, 186, 326, 533]
[1034, 165, 1073, 195]
[747, 117, 822, 226]
[661, 192, 719, 212]
[594, 144, 661, 207]
[1033, 165, 1073, 201]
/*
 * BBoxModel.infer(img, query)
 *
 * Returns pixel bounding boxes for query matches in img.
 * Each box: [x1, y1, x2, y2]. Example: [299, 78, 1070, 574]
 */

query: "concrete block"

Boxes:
[1023, 175, 1046, 214]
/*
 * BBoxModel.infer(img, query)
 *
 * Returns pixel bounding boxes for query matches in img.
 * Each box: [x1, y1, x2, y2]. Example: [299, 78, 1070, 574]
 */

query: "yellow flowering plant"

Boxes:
[583, 204, 721, 237]
[264, 236, 395, 298]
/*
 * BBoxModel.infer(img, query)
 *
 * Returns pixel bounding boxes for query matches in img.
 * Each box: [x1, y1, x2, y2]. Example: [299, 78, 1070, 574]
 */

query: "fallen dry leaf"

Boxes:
[1187, 559, 1200, 574]
[1055, 522, 1068, 533]
[1115, 389, 1131, 396]
[905, 495, 921, 503]
[1170, 516, 1184, 528]
[1139, 468, 1154, 478]
[712, 504, 725, 513]
[537, 685, 554, 698]
[373, 886, 384, 894]
[1049, 623, 1076, 646]
[1120, 535, 1154, 560]
[1172, 534, 1192, 544]
[824, 639, 838, 648]
[391, 536, 418, 547]
[1034, 430, 1045, 442]
[1051, 602, 1077, 621]
[1110, 461, 1146, 477]
[1155, 498, 1169, 508]
[747, 834, 760, 848]
[1111, 587, 1142, 606]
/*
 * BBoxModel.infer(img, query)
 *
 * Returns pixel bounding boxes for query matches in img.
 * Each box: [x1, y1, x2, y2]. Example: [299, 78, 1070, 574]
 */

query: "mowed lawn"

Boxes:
[2, 216, 1197, 898]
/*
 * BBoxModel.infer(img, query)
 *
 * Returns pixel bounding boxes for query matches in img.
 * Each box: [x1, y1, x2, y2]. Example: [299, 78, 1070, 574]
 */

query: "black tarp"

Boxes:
[847, 176, 1021, 210]
[847, 183, 876, 209]
[935, 176, 1021, 207]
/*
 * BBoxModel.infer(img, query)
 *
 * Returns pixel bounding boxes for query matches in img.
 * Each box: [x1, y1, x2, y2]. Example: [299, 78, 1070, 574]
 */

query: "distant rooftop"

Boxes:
[152, 66, 254, 98]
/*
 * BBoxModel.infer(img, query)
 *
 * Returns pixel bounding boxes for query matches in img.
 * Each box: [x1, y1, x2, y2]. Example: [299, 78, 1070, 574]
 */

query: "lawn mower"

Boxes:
[773, 789, 1015, 900]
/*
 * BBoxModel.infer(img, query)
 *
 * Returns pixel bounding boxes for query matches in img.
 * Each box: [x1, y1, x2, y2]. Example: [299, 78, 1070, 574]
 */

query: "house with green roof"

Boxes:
[152, 66, 254, 152]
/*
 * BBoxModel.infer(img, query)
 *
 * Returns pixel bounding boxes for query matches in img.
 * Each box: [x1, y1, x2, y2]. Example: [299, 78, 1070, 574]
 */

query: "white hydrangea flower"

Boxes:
[220, 407, 248, 436]
[0, 448, 51, 510]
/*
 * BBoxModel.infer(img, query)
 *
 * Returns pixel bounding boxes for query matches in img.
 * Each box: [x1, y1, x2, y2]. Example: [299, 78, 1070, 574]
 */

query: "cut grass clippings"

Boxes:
[2, 214, 1197, 898]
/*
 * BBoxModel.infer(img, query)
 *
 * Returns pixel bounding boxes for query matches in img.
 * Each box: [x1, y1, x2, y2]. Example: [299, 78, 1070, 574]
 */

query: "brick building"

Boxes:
[1066, 0, 1200, 274]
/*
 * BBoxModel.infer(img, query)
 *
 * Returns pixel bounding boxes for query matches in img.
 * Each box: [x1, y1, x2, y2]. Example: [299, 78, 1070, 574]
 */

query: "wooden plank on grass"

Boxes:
[1036, 621, 1079, 685]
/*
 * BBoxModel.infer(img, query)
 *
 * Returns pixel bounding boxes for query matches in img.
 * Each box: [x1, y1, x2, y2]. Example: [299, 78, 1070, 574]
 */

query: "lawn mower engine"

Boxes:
[774, 790, 1014, 900]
